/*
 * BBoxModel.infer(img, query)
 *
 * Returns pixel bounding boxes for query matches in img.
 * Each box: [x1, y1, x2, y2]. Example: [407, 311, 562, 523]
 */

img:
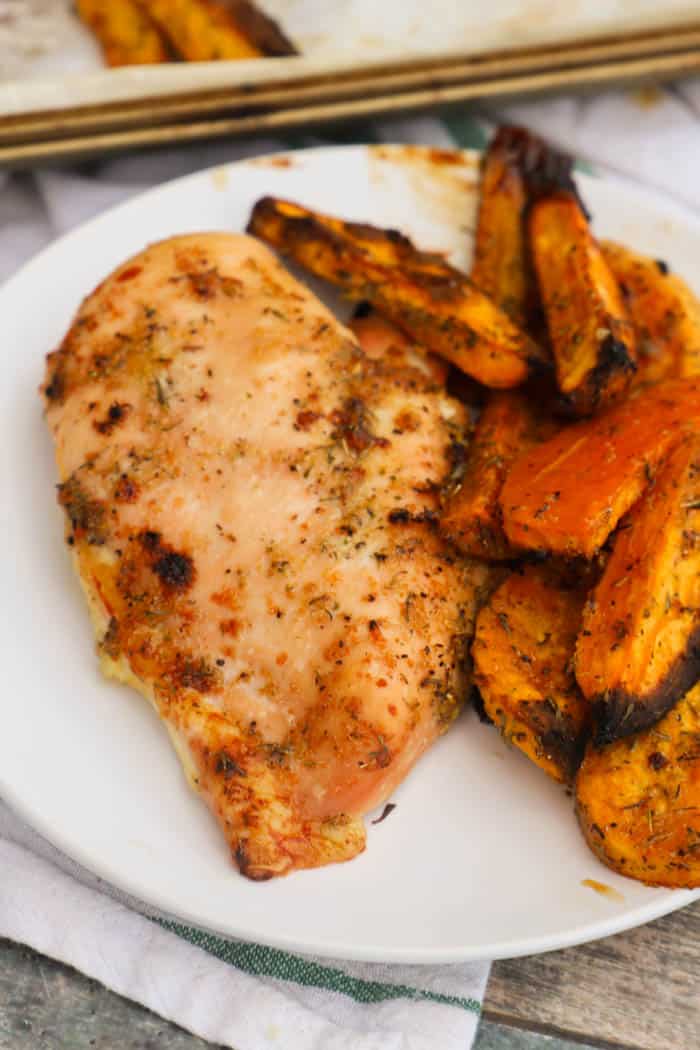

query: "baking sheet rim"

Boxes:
[2, 15, 700, 120]
[4, 44, 700, 167]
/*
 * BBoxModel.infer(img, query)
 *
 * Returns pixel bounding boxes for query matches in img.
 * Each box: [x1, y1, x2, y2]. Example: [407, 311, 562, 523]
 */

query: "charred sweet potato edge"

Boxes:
[247, 195, 549, 389]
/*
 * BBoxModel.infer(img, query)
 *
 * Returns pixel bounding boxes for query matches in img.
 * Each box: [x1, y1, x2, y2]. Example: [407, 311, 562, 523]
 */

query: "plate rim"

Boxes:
[4, 758, 699, 964]
[3, 142, 700, 964]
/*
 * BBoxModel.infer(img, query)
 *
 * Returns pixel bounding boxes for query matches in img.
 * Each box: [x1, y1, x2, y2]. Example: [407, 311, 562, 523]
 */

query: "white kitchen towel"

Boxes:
[1, 807, 487, 1050]
[1, 80, 699, 1049]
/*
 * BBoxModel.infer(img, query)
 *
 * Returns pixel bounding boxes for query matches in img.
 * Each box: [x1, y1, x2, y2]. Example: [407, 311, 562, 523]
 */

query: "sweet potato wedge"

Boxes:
[77, 0, 169, 66]
[440, 391, 556, 560]
[501, 377, 700, 558]
[602, 241, 700, 384]
[472, 566, 590, 782]
[576, 679, 700, 887]
[471, 126, 573, 329]
[349, 306, 448, 386]
[530, 192, 637, 416]
[247, 196, 549, 389]
[136, 0, 297, 60]
[470, 127, 536, 327]
[576, 434, 700, 745]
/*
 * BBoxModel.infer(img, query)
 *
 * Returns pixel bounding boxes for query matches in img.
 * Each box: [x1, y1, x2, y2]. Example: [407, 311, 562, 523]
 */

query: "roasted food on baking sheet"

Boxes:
[472, 565, 590, 783]
[529, 185, 637, 417]
[77, 0, 297, 65]
[602, 241, 700, 385]
[576, 679, 700, 888]
[76, 0, 169, 66]
[576, 434, 700, 745]
[41, 232, 490, 879]
[470, 125, 572, 330]
[439, 390, 556, 561]
[247, 196, 549, 389]
[136, 0, 297, 60]
[500, 378, 700, 559]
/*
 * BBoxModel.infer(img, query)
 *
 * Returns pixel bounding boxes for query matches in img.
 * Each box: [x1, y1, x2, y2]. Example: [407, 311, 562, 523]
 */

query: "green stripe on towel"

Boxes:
[157, 918, 481, 1014]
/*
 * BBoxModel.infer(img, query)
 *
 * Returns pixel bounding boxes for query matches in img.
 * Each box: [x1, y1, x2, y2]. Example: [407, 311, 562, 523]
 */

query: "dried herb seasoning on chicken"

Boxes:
[42, 232, 490, 879]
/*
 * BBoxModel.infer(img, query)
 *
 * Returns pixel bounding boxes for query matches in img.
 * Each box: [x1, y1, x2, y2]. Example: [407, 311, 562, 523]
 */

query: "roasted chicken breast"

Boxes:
[42, 233, 489, 879]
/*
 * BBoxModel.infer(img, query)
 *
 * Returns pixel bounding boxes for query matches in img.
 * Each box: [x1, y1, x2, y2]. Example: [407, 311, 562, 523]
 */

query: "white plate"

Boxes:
[2, 145, 699, 963]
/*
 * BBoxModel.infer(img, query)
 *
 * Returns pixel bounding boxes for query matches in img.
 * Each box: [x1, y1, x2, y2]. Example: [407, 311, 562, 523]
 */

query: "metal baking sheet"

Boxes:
[2, 0, 699, 117]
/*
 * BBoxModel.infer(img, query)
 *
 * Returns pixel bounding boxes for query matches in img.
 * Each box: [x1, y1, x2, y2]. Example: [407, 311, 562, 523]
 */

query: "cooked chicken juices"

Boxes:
[42, 234, 487, 878]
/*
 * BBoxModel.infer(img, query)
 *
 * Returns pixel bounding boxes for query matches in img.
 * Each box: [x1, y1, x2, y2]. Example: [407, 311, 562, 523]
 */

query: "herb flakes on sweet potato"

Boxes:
[471, 127, 536, 327]
[440, 390, 556, 561]
[501, 377, 700, 559]
[247, 195, 549, 389]
[576, 679, 700, 888]
[602, 240, 700, 385]
[472, 565, 590, 783]
[576, 433, 700, 745]
[471, 125, 575, 331]
[530, 190, 637, 416]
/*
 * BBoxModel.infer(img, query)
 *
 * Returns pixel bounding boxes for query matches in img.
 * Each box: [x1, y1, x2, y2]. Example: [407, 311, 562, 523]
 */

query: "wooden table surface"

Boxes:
[1, 900, 698, 1049]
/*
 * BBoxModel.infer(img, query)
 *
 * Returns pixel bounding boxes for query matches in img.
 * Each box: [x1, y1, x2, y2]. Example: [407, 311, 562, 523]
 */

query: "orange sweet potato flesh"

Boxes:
[576, 679, 700, 888]
[247, 196, 549, 389]
[472, 566, 590, 783]
[576, 434, 700, 745]
[470, 127, 536, 327]
[530, 192, 637, 417]
[136, 0, 297, 60]
[602, 241, 700, 385]
[77, 0, 169, 65]
[348, 307, 448, 386]
[470, 126, 575, 330]
[440, 391, 556, 560]
[501, 378, 700, 558]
